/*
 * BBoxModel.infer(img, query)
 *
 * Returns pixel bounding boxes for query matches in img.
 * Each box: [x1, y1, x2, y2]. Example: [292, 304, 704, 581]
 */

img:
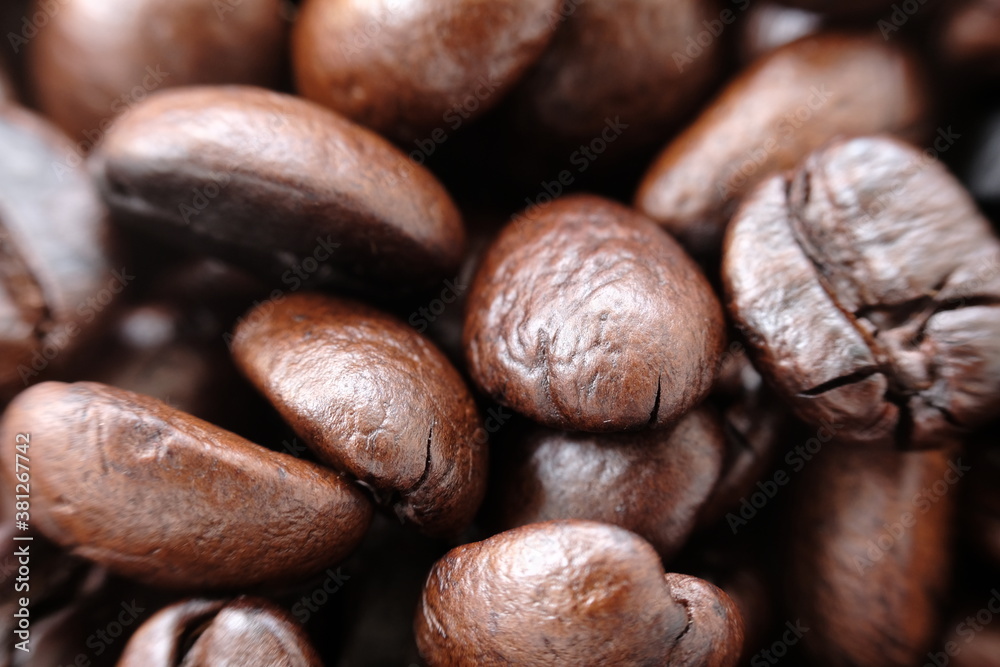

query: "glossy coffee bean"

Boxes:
[0, 106, 116, 402]
[232, 292, 487, 538]
[724, 136, 1000, 449]
[27, 0, 288, 148]
[118, 597, 321, 667]
[512, 0, 723, 148]
[785, 446, 955, 666]
[490, 406, 725, 560]
[90, 85, 465, 287]
[0, 381, 373, 589]
[635, 33, 929, 258]
[293, 0, 560, 143]
[415, 521, 744, 667]
[464, 194, 724, 432]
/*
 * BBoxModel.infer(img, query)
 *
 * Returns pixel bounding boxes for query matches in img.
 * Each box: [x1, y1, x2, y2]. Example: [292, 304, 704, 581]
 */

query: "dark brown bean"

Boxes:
[231, 292, 487, 538]
[0, 381, 373, 589]
[89, 85, 465, 287]
[414, 521, 744, 666]
[0, 105, 117, 402]
[293, 0, 560, 143]
[118, 597, 322, 667]
[464, 194, 725, 432]
[27, 0, 288, 148]
[635, 32, 930, 259]
[490, 406, 725, 560]
[785, 446, 955, 666]
[724, 136, 1000, 450]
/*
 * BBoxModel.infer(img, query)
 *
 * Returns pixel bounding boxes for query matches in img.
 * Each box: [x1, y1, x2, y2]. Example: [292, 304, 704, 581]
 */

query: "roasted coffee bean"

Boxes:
[27, 0, 288, 149]
[293, 0, 560, 143]
[118, 597, 321, 667]
[511, 0, 723, 149]
[415, 521, 744, 666]
[724, 136, 1000, 450]
[464, 194, 724, 432]
[739, 2, 824, 63]
[0, 105, 116, 403]
[936, 604, 1000, 667]
[0, 381, 373, 589]
[635, 33, 929, 258]
[490, 406, 724, 560]
[231, 292, 487, 538]
[785, 446, 955, 667]
[90, 85, 465, 287]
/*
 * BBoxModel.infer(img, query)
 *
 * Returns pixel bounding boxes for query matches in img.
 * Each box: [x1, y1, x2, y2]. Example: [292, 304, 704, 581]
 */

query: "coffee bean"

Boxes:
[490, 406, 724, 560]
[636, 33, 930, 259]
[231, 292, 487, 538]
[0, 381, 373, 588]
[292, 0, 560, 143]
[118, 597, 321, 667]
[738, 2, 824, 64]
[26, 0, 288, 149]
[90, 85, 465, 287]
[415, 520, 744, 666]
[724, 135, 1000, 449]
[464, 194, 724, 431]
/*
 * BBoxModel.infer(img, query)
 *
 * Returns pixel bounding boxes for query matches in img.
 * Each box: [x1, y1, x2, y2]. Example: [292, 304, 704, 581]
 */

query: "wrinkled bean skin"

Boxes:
[415, 521, 744, 667]
[512, 0, 723, 148]
[490, 407, 724, 560]
[785, 446, 955, 667]
[635, 33, 929, 259]
[0, 106, 116, 402]
[118, 598, 322, 667]
[293, 0, 560, 143]
[232, 293, 487, 539]
[0, 381, 373, 589]
[90, 86, 465, 287]
[724, 136, 1000, 450]
[464, 194, 725, 432]
[27, 0, 288, 148]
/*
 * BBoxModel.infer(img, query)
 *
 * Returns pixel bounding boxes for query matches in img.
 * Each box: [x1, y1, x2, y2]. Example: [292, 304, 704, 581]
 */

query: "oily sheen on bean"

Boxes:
[90, 86, 465, 287]
[0, 381, 373, 589]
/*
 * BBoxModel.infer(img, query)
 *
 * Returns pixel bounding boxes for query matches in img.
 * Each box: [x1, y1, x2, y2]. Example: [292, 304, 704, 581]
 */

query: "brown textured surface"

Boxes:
[27, 0, 288, 147]
[0, 381, 373, 588]
[0, 105, 115, 401]
[786, 446, 955, 666]
[293, 0, 560, 143]
[119, 598, 322, 667]
[464, 194, 724, 432]
[512, 0, 723, 147]
[491, 407, 725, 560]
[724, 136, 1000, 449]
[89, 85, 465, 286]
[414, 521, 744, 666]
[232, 292, 487, 538]
[635, 32, 929, 259]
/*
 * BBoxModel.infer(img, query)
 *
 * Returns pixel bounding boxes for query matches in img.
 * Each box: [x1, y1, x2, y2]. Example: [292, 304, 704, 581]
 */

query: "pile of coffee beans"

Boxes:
[1, 0, 999, 665]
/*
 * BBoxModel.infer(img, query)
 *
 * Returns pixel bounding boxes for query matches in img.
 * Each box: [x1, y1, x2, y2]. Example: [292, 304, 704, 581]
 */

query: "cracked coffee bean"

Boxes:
[89, 85, 465, 288]
[0, 105, 116, 403]
[464, 194, 724, 432]
[785, 446, 955, 667]
[26, 0, 288, 148]
[0, 381, 373, 589]
[415, 520, 744, 666]
[293, 0, 561, 144]
[489, 406, 725, 560]
[232, 292, 487, 538]
[635, 33, 929, 259]
[724, 135, 1000, 449]
[118, 597, 321, 667]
